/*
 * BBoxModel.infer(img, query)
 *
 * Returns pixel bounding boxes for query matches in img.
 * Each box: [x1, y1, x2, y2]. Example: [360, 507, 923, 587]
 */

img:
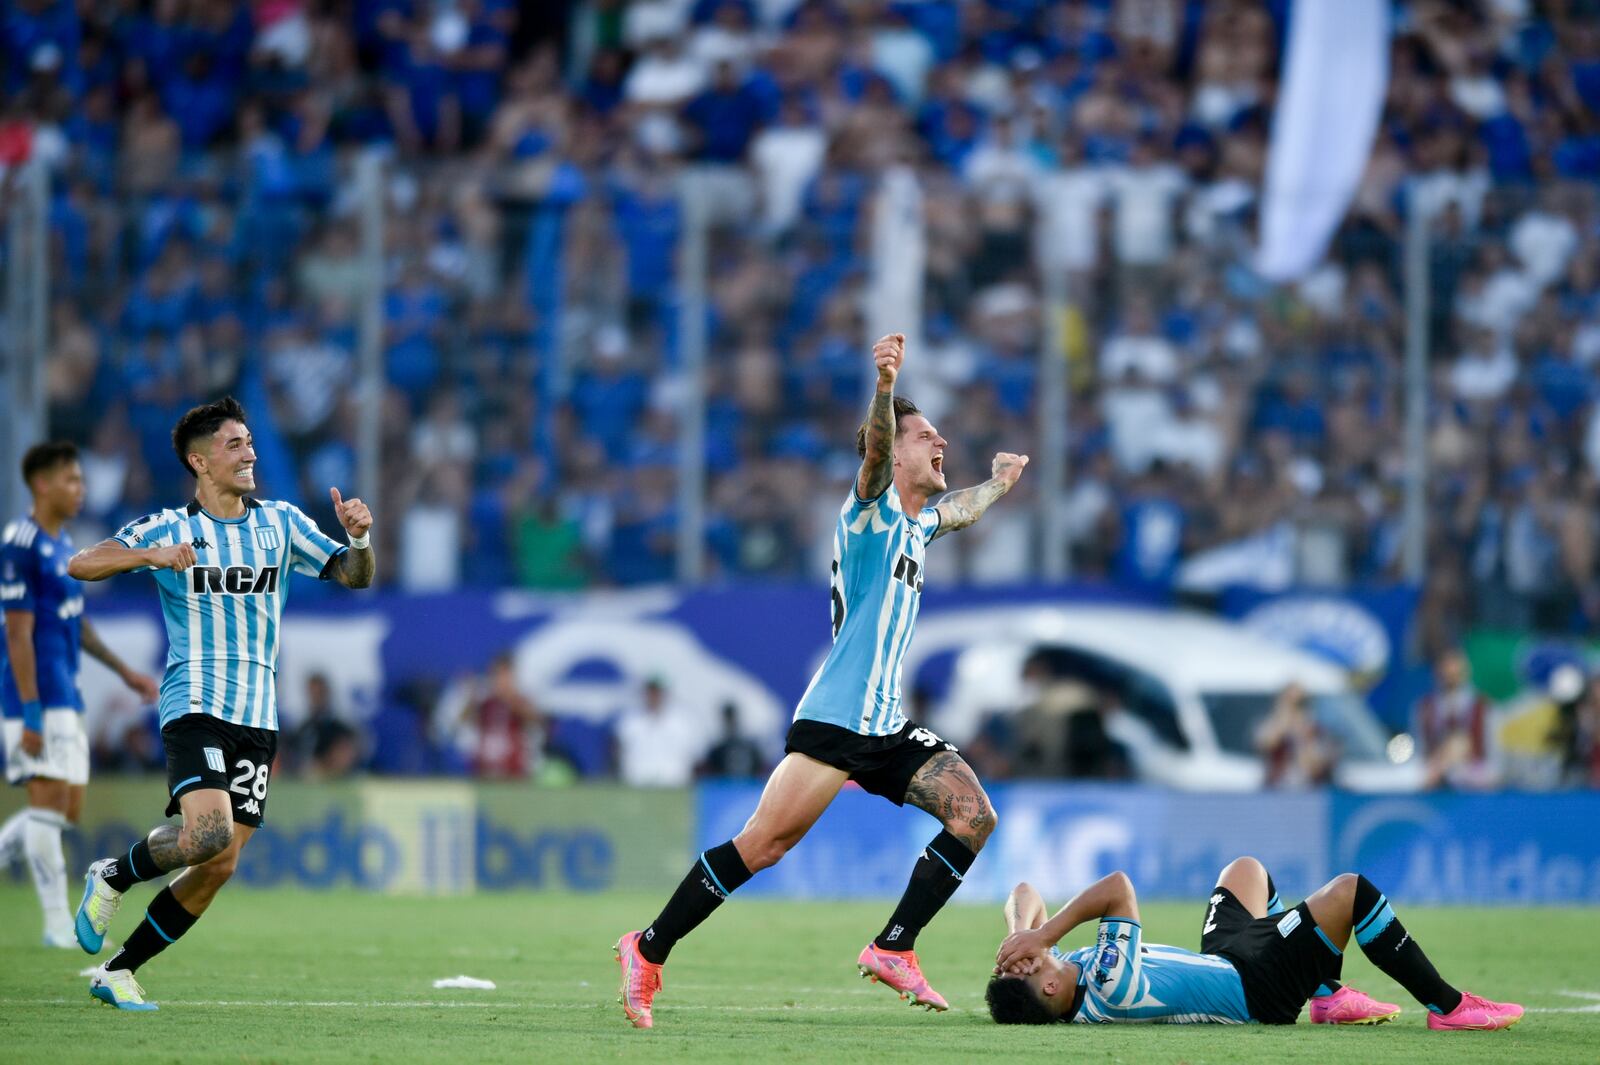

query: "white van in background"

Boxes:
[929, 606, 1422, 792]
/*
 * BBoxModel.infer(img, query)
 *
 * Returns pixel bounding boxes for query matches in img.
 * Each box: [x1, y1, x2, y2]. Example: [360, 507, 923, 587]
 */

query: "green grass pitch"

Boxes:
[0, 885, 1594, 1063]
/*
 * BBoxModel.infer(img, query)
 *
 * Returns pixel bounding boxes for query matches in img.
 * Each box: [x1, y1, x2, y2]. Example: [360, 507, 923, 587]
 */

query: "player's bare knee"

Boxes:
[733, 831, 790, 872]
[954, 795, 996, 850]
[1220, 856, 1266, 882]
[200, 847, 240, 884]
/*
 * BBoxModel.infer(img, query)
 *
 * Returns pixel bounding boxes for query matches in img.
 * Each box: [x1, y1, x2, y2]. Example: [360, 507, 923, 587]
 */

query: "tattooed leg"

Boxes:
[146, 794, 236, 872]
[904, 752, 998, 852]
[871, 753, 997, 953]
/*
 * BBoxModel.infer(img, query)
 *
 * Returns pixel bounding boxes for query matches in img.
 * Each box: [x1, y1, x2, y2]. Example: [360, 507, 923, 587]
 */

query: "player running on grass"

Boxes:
[615, 333, 1029, 1028]
[65, 397, 375, 1011]
[0, 443, 159, 947]
[986, 856, 1522, 1030]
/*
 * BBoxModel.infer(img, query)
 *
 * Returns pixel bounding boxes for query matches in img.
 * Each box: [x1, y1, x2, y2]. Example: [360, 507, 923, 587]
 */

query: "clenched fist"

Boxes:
[992, 452, 1029, 488]
[150, 544, 197, 572]
[873, 333, 906, 388]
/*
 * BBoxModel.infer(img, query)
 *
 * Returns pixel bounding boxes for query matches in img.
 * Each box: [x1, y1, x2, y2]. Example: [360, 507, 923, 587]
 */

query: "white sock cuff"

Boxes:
[26, 809, 69, 830]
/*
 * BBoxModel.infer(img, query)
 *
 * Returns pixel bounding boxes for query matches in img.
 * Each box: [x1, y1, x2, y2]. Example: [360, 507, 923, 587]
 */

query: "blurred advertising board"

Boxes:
[698, 782, 1600, 904]
[0, 780, 690, 894]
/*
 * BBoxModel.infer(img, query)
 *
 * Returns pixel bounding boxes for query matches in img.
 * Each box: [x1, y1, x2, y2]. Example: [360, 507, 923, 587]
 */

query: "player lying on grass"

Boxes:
[987, 856, 1522, 1030]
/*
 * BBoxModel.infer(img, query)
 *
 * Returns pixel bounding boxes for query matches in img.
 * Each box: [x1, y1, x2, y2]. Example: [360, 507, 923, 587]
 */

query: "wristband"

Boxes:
[21, 699, 42, 733]
[348, 531, 370, 550]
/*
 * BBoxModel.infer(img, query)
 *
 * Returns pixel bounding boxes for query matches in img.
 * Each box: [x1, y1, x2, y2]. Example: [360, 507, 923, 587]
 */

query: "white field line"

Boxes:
[1527, 990, 1600, 1014]
[1, 997, 903, 1013]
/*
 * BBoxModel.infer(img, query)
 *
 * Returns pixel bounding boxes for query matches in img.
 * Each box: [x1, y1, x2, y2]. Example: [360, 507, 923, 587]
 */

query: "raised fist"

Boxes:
[873, 333, 906, 387]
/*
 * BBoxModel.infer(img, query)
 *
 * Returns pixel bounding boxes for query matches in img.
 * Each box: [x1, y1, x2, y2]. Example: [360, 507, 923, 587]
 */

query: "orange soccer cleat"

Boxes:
[614, 931, 663, 1029]
[856, 942, 949, 1012]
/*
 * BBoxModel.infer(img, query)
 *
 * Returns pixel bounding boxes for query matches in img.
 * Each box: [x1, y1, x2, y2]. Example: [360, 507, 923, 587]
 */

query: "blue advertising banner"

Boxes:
[697, 781, 1328, 904]
[1330, 791, 1600, 903]
[698, 783, 1600, 904]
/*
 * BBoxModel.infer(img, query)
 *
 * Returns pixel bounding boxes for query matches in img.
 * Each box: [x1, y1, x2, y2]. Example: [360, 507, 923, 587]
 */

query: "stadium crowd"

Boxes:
[4, 0, 1600, 633]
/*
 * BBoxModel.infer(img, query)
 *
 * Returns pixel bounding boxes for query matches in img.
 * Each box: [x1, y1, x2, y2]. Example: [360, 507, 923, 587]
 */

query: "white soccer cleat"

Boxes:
[89, 964, 159, 1011]
[75, 858, 123, 955]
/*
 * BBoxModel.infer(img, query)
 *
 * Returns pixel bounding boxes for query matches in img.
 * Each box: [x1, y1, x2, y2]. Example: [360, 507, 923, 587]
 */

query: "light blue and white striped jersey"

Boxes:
[795, 484, 941, 736]
[112, 498, 346, 732]
[1059, 917, 1252, 1024]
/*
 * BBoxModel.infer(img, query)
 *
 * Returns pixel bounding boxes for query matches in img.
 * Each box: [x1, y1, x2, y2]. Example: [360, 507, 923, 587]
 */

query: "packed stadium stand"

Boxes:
[3, 0, 1600, 779]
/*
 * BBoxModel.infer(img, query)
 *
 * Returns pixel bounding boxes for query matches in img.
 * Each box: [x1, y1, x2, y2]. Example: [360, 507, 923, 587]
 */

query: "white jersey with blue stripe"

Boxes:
[795, 483, 941, 737]
[1059, 917, 1252, 1024]
[113, 498, 346, 732]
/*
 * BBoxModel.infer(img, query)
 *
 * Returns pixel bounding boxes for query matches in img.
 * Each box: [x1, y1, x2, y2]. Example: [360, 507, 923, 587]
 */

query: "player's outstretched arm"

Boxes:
[856, 333, 905, 501]
[67, 540, 195, 581]
[328, 487, 375, 589]
[932, 452, 1029, 540]
[995, 871, 1138, 973]
[80, 617, 161, 702]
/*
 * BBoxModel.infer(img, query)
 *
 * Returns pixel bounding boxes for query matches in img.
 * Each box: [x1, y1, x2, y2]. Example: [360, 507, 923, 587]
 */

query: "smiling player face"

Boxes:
[193, 419, 257, 498]
[894, 413, 947, 494]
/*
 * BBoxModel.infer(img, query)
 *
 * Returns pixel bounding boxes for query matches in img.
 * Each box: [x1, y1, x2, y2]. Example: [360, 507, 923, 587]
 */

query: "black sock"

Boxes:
[639, 841, 753, 965]
[1351, 876, 1460, 1015]
[104, 887, 200, 973]
[102, 837, 163, 894]
[874, 830, 977, 952]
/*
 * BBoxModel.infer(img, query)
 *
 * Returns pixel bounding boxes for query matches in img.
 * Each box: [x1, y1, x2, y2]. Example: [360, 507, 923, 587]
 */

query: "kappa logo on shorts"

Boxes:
[204, 747, 225, 774]
[1277, 910, 1302, 938]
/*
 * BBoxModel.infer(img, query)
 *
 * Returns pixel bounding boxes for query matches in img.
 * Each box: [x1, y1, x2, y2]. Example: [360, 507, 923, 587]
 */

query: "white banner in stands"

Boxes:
[1257, 0, 1390, 281]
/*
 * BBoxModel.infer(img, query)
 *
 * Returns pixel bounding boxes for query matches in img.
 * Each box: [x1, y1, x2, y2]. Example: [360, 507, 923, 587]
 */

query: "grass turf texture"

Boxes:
[0, 885, 1592, 1064]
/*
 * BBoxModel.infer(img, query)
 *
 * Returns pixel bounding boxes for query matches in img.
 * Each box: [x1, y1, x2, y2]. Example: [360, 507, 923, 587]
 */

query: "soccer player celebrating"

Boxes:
[987, 856, 1523, 1030]
[0, 443, 159, 946]
[65, 397, 375, 1010]
[615, 333, 1028, 1028]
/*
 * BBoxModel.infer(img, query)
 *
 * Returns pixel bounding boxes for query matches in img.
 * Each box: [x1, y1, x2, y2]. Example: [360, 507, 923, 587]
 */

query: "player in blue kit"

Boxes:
[0, 443, 159, 946]
[63, 397, 375, 1011]
[616, 334, 1030, 1028]
[987, 857, 1522, 1030]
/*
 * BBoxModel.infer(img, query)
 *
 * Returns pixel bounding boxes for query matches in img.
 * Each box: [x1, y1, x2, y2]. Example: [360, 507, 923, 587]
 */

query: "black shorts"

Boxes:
[1201, 887, 1342, 1024]
[162, 714, 279, 828]
[784, 718, 957, 805]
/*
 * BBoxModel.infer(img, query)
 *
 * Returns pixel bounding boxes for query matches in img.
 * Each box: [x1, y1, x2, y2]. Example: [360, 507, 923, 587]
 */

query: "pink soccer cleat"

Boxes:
[1310, 985, 1401, 1025]
[614, 931, 663, 1029]
[1427, 991, 1524, 1031]
[857, 942, 949, 1012]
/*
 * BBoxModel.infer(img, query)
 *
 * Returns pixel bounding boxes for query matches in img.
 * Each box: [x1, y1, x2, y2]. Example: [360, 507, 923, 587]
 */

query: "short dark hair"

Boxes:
[985, 976, 1061, 1025]
[172, 396, 248, 478]
[855, 395, 922, 459]
[21, 441, 78, 485]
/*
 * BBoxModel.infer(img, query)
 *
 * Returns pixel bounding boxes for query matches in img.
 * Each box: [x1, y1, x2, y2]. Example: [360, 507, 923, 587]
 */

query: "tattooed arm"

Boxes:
[932, 451, 1029, 540]
[333, 545, 375, 590]
[856, 333, 905, 501]
[327, 487, 376, 589]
